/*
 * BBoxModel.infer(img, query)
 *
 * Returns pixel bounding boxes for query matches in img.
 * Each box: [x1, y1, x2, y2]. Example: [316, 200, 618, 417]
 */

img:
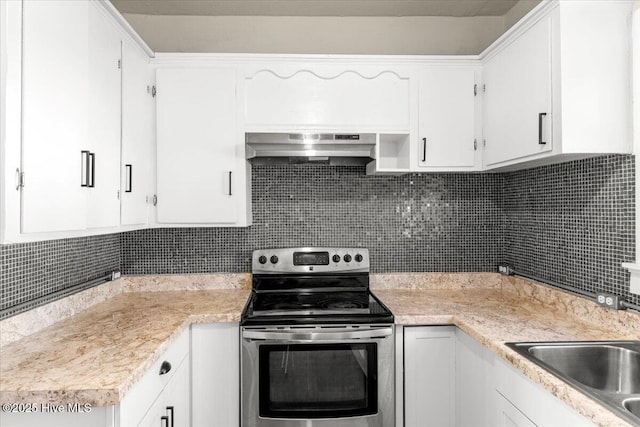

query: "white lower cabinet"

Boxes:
[496, 394, 537, 427]
[455, 329, 494, 427]
[0, 408, 116, 427]
[137, 355, 190, 427]
[0, 329, 190, 427]
[403, 326, 457, 426]
[402, 326, 595, 427]
[191, 323, 240, 427]
[494, 356, 594, 427]
[119, 328, 191, 427]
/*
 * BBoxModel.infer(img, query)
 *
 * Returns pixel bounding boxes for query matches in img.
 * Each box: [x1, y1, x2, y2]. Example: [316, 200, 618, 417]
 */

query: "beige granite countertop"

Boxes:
[0, 273, 638, 426]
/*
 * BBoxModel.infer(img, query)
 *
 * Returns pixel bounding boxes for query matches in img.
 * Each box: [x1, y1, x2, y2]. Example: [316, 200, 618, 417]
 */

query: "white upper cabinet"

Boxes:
[1, 0, 152, 243]
[483, 15, 553, 167]
[2, 0, 633, 241]
[244, 65, 410, 133]
[417, 67, 479, 170]
[21, 0, 90, 234]
[86, 4, 123, 230]
[121, 41, 151, 227]
[22, 1, 123, 234]
[155, 67, 249, 226]
[482, 0, 632, 170]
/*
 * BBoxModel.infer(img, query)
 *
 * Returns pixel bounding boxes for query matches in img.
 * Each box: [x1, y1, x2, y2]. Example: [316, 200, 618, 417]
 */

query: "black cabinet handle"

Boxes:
[228, 171, 232, 196]
[88, 152, 95, 187]
[159, 361, 171, 375]
[81, 151, 96, 187]
[166, 406, 174, 427]
[160, 415, 168, 427]
[81, 151, 89, 187]
[538, 113, 547, 145]
[422, 138, 427, 162]
[125, 164, 133, 193]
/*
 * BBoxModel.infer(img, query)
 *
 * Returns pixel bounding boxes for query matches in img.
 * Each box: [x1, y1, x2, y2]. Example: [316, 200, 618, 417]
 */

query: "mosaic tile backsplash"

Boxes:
[0, 154, 636, 314]
[503, 155, 637, 306]
[123, 166, 504, 274]
[0, 234, 121, 313]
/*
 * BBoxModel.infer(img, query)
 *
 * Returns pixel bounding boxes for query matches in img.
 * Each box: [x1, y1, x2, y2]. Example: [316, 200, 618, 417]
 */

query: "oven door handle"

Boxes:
[242, 327, 393, 342]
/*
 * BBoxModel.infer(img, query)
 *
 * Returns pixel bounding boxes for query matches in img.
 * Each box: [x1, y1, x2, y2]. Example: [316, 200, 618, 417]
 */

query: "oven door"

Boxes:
[241, 326, 395, 427]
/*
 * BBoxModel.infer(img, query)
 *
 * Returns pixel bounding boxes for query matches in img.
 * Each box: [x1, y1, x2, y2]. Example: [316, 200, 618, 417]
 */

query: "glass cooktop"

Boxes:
[252, 291, 371, 315]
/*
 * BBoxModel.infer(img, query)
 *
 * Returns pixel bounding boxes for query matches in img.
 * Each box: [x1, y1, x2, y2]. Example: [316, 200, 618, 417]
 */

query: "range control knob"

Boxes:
[355, 254, 363, 262]
[270, 255, 279, 264]
[343, 254, 352, 263]
[258, 255, 267, 264]
[332, 254, 341, 263]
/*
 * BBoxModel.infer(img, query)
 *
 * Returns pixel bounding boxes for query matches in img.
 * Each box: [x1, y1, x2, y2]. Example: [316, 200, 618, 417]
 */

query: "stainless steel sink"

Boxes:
[625, 398, 640, 418]
[507, 341, 640, 425]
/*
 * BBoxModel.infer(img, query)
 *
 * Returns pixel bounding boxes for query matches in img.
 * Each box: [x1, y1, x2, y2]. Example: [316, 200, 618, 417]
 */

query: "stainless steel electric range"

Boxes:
[240, 247, 395, 427]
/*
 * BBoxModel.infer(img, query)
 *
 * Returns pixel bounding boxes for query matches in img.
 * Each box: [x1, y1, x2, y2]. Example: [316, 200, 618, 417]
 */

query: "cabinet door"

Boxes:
[21, 0, 89, 233]
[456, 329, 495, 427]
[404, 326, 456, 427]
[137, 393, 167, 427]
[483, 15, 553, 167]
[121, 41, 151, 226]
[156, 68, 238, 224]
[496, 394, 538, 427]
[162, 356, 191, 427]
[245, 69, 410, 131]
[191, 323, 240, 427]
[86, 4, 122, 229]
[418, 68, 476, 168]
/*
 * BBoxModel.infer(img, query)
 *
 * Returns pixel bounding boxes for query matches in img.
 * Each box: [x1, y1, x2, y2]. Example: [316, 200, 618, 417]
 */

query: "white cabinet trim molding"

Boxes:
[479, 0, 559, 62]
[92, 0, 154, 58]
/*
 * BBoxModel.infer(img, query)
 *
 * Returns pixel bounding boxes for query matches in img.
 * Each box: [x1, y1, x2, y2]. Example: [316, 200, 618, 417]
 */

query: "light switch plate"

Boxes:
[630, 274, 640, 295]
[621, 263, 640, 295]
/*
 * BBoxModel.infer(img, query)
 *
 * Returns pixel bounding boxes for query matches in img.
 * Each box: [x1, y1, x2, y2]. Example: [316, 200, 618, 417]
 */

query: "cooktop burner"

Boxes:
[254, 291, 368, 311]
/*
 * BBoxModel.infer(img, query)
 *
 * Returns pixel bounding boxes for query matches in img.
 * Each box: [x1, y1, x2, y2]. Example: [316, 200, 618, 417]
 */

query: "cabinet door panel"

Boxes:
[21, 0, 89, 233]
[496, 394, 538, 427]
[137, 393, 166, 427]
[456, 329, 494, 427]
[404, 326, 456, 427]
[162, 356, 191, 427]
[419, 68, 476, 168]
[192, 323, 240, 427]
[121, 41, 150, 226]
[87, 5, 122, 229]
[156, 68, 237, 224]
[483, 15, 553, 166]
[245, 69, 410, 131]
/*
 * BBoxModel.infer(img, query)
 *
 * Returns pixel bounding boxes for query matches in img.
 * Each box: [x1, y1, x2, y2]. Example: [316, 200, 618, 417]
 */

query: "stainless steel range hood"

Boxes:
[246, 133, 376, 166]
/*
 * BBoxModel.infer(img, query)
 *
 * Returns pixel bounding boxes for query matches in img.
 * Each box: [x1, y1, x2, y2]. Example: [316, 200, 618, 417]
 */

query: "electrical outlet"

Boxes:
[497, 265, 513, 275]
[596, 293, 621, 310]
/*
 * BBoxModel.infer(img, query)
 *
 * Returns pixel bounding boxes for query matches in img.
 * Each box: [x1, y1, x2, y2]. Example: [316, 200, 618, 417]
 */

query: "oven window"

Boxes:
[259, 343, 378, 418]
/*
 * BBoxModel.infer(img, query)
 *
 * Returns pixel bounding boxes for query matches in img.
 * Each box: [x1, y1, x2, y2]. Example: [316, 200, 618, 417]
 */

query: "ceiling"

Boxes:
[111, 0, 521, 17]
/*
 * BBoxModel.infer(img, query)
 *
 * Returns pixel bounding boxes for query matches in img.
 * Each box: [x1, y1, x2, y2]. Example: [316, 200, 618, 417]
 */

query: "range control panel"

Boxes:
[252, 247, 369, 274]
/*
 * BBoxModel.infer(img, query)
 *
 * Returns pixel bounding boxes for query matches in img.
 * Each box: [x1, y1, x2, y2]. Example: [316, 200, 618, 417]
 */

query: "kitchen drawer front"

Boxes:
[118, 328, 190, 426]
[495, 357, 594, 427]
